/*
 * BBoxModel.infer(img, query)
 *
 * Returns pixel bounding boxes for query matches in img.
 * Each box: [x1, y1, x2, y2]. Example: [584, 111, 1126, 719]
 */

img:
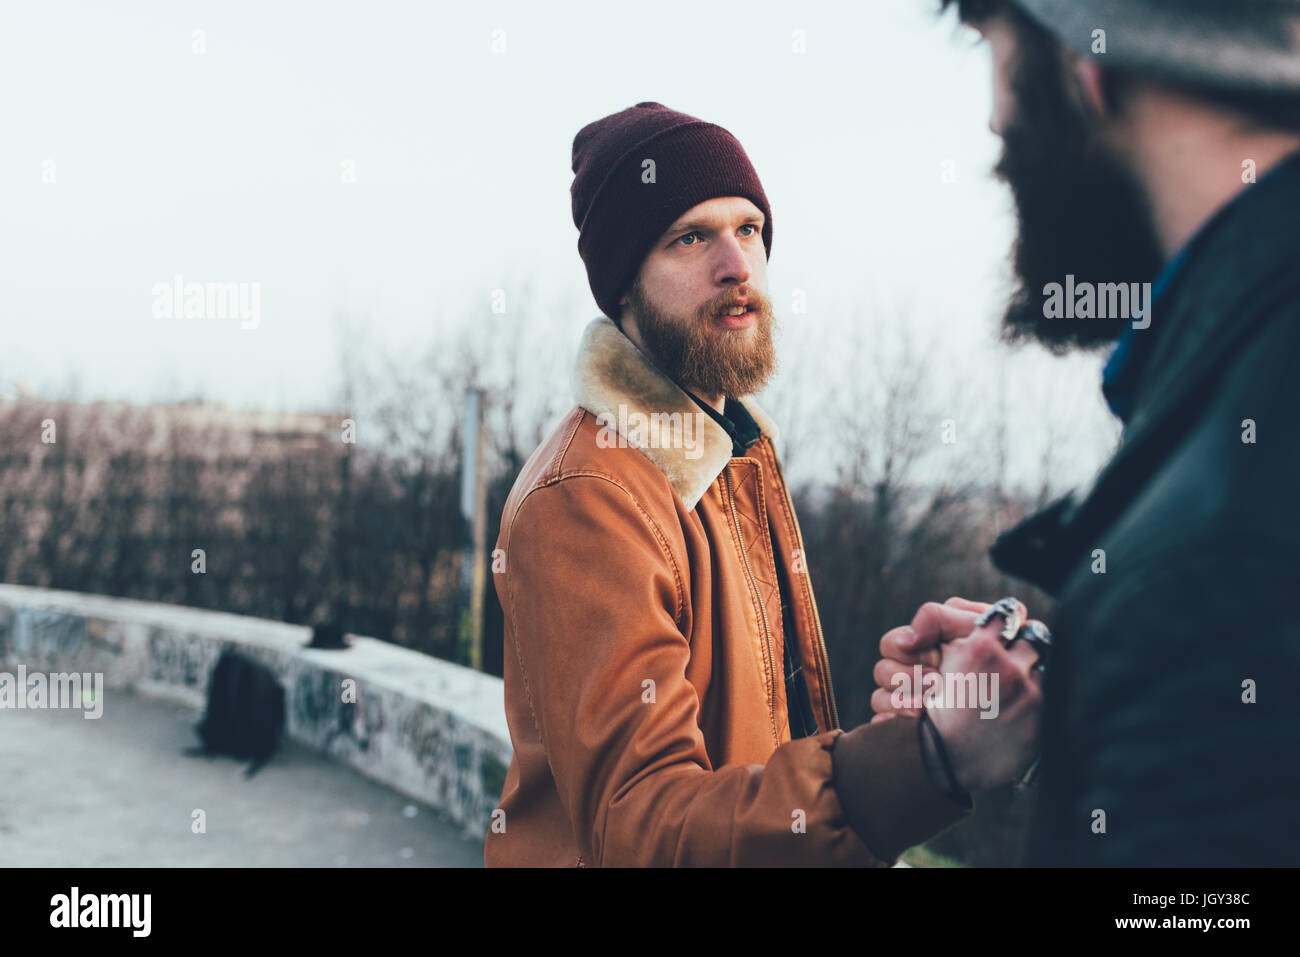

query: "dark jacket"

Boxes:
[992, 151, 1300, 865]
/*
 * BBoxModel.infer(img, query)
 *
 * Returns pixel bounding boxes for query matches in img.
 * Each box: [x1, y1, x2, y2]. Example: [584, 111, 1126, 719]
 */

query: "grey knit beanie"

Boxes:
[1012, 0, 1300, 93]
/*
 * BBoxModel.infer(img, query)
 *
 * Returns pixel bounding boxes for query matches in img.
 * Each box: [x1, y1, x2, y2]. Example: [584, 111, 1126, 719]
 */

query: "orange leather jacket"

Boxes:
[485, 317, 970, 866]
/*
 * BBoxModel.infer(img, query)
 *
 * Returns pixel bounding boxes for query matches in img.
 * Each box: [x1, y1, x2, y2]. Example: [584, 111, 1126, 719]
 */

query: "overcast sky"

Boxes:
[1, 0, 1121, 489]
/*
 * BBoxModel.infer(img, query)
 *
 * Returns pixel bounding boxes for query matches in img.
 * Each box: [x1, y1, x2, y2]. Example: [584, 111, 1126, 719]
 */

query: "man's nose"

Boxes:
[714, 235, 752, 285]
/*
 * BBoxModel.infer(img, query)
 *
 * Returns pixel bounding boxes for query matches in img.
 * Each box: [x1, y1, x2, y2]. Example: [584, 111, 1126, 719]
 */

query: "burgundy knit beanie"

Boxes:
[570, 102, 773, 322]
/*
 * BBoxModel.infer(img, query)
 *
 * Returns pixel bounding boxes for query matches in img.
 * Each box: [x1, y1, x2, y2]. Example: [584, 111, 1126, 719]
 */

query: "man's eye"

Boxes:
[676, 225, 759, 246]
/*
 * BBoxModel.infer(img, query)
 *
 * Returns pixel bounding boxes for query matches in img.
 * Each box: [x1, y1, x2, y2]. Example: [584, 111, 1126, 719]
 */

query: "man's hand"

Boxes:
[922, 611, 1044, 792]
[869, 596, 1045, 792]
[870, 597, 1015, 723]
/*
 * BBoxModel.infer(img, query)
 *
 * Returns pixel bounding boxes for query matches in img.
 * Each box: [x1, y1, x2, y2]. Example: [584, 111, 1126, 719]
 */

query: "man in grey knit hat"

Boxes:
[873, 1, 1300, 864]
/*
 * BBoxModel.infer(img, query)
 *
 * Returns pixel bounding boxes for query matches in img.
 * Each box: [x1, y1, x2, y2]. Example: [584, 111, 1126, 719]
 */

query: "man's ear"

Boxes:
[1071, 55, 1109, 118]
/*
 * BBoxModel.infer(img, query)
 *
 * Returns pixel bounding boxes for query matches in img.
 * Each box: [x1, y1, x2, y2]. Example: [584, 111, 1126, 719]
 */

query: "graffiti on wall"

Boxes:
[292, 667, 385, 754]
[2, 607, 86, 663]
[147, 628, 219, 689]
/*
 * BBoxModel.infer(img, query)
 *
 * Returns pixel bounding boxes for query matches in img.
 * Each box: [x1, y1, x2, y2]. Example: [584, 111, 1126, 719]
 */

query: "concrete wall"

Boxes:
[0, 584, 511, 842]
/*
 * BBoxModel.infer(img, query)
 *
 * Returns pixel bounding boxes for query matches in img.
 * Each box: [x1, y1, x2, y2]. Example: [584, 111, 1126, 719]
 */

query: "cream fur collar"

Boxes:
[570, 315, 779, 511]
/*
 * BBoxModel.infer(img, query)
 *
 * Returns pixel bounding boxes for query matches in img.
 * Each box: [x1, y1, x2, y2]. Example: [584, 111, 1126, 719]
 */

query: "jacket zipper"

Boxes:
[723, 465, 780, 744]
[769, 451, 841, 731]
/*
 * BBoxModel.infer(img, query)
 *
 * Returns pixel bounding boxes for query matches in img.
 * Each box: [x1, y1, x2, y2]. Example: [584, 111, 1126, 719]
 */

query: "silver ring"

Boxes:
[1010, 621, 1052, 672]
[974, 597, 1024, 643]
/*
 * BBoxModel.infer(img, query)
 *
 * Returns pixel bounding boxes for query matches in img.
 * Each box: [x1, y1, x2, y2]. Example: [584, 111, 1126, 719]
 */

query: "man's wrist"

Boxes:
[830, 719, 973, 862]
[918, 712, 971, 803]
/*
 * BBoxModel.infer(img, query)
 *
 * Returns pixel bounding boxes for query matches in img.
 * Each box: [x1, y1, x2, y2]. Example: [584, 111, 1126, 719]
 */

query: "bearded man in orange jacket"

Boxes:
[485, 102, 1045, 867]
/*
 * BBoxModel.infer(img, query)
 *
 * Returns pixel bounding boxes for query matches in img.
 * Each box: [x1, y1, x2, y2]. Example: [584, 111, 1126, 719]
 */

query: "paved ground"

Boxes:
[0, 690, 485, 867]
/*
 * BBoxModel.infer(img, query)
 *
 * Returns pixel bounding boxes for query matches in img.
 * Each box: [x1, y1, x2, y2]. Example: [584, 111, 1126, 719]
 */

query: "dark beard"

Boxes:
[994, 20, 1167, 352]
[625, 281, 778, 397]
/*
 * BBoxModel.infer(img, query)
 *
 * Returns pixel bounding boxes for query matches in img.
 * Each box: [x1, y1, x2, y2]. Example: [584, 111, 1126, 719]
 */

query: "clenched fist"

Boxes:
[871, 597, 1045, 792]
